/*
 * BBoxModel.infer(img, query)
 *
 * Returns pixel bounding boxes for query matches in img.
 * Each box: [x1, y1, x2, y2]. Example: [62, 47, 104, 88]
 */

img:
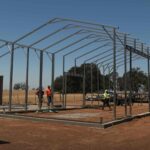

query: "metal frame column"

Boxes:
[129, 39, 134, 116]
[91, 63, 93, 98]
[9, 44, 14, 112]
[113, 28, 117, 120]
[62, 55, 65, 107]
[39, 51, 43, 104]
[108, 67, 111, 90]
[83, 63, 86, 106]
[97, 64, 100, 94]
[25, 47, 29, 111]
[51, 53, 55, 106]
[124, 34, 127, 117]
[64, 72, 67, 108]
[147, 48, 150, 112]
[103, 65, 105, 91]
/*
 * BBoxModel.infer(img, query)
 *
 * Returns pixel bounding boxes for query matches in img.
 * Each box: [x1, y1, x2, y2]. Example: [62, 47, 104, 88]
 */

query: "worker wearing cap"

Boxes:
[102, 90, 112, 110]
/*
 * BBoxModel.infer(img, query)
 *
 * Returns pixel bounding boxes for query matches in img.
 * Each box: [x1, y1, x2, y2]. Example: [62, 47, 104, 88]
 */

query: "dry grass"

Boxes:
[2, 90, 83, 105]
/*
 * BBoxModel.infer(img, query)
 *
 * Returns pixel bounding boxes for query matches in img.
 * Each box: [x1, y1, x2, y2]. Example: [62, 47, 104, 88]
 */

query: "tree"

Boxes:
[13, 82, 27, 90]
[54, 63, 106, 93]
[118, 67, 147, 92]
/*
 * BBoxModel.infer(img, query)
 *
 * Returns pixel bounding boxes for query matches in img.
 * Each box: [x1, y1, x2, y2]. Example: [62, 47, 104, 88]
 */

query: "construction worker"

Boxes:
[45, 85, 52, 112]
[35, 88, 44, 112]
[102, 90, 112, 110]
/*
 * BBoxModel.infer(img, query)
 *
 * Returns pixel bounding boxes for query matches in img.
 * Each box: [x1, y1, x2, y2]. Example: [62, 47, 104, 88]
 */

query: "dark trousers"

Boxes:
[102, 98, 111, 110]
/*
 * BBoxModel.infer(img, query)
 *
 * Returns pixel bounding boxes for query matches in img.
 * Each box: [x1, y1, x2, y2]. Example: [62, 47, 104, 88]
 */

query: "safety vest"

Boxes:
[46, 88, 52, 96]
[103, 92, 110, 99]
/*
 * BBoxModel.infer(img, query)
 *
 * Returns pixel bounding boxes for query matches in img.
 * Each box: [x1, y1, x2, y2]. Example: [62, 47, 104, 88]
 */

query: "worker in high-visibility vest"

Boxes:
[45, 85, 52, 112]
[102, 90, 112, 110]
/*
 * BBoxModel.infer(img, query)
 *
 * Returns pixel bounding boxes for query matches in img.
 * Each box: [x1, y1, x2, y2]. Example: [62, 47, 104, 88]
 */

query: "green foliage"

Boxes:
[118, 67, 147, 92]
[54, 63, 110, 93]
[13, 82, 27, 90]
[54, 65, 148, 93]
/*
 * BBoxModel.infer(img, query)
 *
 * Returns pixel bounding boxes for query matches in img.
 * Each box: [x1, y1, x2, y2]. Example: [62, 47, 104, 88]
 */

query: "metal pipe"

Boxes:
[108, 67, 111, 90]
[51, 53, 55, 106]
[83, 63, 86, 106]
[56, 17, 118, 29]
[124, 34, 127, 117]
[43, 30, 83, 51]
[28, 24, 72, 48]
[62, 56, 65, 108]
[54, 34, 93, 54]
[129, 39, 134, 116]
[63, 38, 105, 58]
[113, 28, 117, 120]
[147, 48, 150, 112]
[103, 65, 105, 91]
[13, 18, 57, 43]
[97, 64, 100, 94]
[0, 42, 8, 49]
[9, 44, 14, 112]
[0, 38, 44, 58]
[75, 42, 110, 61]
[64, 72, 67, 108]
[39, 51, 43, 106]
[25, 47, 29, 111]
[84, 47, 112, 63]
[74, 59, 77, 74]
[91, 63, 93, 98]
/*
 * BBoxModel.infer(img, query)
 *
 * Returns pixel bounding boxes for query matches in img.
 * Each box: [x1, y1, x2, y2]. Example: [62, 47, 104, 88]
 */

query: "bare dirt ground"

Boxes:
[1, 91, 150, 150]
[2, 90, 150, 123]
[0, 116, 150, 150]
[19, 103, 149, 123]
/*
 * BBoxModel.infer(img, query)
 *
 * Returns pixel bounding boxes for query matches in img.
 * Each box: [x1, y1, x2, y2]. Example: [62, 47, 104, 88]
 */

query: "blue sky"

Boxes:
[0, 0, 150, 89]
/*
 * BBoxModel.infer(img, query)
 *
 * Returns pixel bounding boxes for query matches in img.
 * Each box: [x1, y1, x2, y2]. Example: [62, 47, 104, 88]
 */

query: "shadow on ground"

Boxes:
[0, 140, 10, 144]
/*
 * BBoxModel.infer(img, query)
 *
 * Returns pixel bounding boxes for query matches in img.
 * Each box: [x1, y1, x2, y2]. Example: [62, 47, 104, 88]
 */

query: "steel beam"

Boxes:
[43, 30, 83, 51]
[124, 34, 127, 117]
[113, 28, 117, 120]
[39, 51, 43, 105]
[13, 18, 58, 43]
[97, 64, 100, 94]
[9, 44, 14, 112]
[51, 53, 55, 106]
[147, 48, 150, 112]
[91, 63, 93, 98]
[126, 45, 150, 59]
[25, 47, 29, 111]
[83, 63, 86, 106]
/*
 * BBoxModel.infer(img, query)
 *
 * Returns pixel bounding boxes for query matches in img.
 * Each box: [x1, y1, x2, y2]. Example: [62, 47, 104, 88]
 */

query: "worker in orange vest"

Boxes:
[45, 85, 52, 111]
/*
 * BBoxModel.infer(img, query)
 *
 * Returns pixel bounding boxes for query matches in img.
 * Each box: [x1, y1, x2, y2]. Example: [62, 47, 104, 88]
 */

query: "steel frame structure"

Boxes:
[0, 18, 150, 121]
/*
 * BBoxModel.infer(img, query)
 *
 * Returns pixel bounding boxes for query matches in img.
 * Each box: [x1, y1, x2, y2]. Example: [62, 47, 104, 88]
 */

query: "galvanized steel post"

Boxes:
[91, 63, 93, 98]
[147, 48, 150, 112]
[39, 51, 43, 104]
[74, 58, 77, 74]
[97, 64, 100, 94]
[25, 47, 29, 111]
[62, 56, 65, 107]
[9, 44, 14, 112]
[113, 28, 117, 120]
[64, 72, 67, 108]
[108, 67, 111, 90]
[124, 34, 127, 117]
[51, 53, 55, 106]
[83, 63, 86, 106]
[103, 65, 105, 91]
